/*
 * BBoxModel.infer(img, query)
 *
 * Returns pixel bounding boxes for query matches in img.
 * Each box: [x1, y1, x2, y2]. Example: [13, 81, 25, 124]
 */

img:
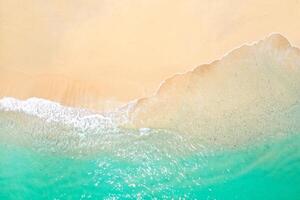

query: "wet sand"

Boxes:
[1, 0, 300, 110]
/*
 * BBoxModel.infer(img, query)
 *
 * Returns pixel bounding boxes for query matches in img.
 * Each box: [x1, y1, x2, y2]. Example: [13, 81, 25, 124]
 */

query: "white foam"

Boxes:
[139, 128, 151, 136]
[0, 97, 132, 132]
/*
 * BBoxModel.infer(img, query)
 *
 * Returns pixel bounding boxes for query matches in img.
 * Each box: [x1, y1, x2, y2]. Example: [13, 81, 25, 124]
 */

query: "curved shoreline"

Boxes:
[1, 33, 299, 112]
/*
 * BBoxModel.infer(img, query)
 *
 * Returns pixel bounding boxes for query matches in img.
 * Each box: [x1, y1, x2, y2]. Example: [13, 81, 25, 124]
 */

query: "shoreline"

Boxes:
[1, 33, 298, 112]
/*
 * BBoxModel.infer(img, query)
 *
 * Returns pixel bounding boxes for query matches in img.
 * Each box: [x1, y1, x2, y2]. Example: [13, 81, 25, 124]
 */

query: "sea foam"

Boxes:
[0, 97, 131, 131]
[0, 34, 300, 151]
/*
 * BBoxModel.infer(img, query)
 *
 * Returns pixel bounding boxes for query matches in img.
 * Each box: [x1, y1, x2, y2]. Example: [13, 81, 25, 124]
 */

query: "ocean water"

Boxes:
[0, 98, 300, 199]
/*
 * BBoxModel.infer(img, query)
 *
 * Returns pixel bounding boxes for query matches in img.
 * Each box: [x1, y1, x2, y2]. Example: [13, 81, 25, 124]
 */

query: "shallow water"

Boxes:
[1, 132, 300, 199]
[0, 98, 300, 199]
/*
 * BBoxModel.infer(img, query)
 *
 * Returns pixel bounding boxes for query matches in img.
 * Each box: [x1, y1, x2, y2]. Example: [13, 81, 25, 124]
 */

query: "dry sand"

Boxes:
[1, 0, 300, 110]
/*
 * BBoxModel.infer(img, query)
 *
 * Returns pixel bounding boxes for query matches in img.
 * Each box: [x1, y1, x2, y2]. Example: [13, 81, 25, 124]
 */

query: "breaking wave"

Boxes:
[0, 34, 300, 199]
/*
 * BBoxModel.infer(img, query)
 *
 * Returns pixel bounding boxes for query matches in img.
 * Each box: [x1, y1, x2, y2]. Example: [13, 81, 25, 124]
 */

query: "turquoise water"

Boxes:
[0, 98, 300, 199]
[1, 129, 300, 199]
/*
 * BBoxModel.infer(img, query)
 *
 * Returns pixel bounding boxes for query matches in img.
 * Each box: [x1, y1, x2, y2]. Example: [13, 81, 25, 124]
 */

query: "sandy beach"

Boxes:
[1, 0, 300, 110]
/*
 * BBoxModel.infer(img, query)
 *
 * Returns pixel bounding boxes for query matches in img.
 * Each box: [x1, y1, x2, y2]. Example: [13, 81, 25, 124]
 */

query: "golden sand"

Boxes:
[1, 0, 300, 110]
[129, 34, 300, 146]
